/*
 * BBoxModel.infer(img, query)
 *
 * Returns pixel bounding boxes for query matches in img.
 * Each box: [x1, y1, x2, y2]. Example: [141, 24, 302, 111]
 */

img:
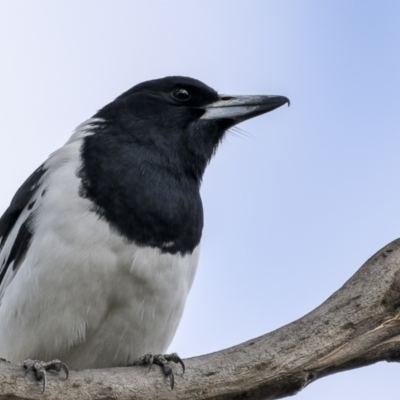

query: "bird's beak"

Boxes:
[200, 94, 290, 123]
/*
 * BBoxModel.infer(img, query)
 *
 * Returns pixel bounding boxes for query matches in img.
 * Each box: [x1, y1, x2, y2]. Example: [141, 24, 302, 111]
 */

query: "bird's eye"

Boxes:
[171, 88, 191, 101]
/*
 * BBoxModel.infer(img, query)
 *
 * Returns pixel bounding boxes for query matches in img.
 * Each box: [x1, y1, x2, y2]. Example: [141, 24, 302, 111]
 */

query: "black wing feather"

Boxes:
[0, 164, 46, 287]
[0, 165, 45, 249]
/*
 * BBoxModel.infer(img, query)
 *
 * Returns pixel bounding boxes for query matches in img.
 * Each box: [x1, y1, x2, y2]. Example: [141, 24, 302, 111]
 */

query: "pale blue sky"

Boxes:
[1, 1, 400, 398]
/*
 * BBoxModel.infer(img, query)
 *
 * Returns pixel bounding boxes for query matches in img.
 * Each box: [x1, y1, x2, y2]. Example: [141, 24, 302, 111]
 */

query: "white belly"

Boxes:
[0, 213, 199, 369]
[0, 141, 200, 369]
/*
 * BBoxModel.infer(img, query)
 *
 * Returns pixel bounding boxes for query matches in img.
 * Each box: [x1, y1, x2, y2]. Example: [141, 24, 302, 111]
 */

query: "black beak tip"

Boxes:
[283, 96, 290, 107]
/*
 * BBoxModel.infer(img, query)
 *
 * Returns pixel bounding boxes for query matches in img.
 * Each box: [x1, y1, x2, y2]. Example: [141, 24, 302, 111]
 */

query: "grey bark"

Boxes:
[2, 239, 400, 400]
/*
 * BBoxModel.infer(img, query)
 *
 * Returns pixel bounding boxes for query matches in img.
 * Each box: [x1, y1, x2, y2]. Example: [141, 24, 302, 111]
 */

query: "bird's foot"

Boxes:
[130, 352, 185, 389]
[22, 359, 69, 393]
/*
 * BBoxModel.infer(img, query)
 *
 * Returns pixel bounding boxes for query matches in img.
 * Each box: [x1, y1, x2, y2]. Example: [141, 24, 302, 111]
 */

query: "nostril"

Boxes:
[220, 96, 235, 101]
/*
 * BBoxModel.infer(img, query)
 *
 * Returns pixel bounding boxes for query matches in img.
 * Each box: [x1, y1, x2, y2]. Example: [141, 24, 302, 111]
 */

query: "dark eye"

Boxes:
[171, 88, 191, 101]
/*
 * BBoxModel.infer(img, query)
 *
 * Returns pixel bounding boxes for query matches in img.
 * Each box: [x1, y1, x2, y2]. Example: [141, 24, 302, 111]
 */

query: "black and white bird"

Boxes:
[0, 76, 288, 389]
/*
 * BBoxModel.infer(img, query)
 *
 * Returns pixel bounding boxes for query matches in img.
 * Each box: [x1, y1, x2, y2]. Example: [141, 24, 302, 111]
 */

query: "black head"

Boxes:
[80, 76, 289, 255]
[95, 76, 289, 180]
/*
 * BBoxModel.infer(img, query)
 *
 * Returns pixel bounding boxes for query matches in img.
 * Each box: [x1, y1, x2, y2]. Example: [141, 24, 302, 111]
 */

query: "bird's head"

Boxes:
[95, 76, 289, 180]
[81, 77, 289, 252]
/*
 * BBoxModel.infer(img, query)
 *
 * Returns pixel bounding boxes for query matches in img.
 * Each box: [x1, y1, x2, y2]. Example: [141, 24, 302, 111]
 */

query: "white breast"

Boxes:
[0, 123, 200, 368]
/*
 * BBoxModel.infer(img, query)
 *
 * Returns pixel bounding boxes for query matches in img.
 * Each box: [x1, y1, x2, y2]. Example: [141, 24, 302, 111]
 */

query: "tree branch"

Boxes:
[2, 239, 400, 399]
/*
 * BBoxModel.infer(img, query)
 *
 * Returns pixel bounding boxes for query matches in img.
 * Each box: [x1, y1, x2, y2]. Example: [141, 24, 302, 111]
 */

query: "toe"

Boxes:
[166, 353, 185, 374]
[22, 359, 69, 393]
[37, 368, 47, 393]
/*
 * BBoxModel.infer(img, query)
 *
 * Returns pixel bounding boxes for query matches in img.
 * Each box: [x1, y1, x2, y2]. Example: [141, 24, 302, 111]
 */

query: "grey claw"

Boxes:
[60, 362, 69, 380]
[162, 363, 174, 389]
[39, 369, 47, 394]
[178, 359, 185, 374]
[22, 359, 69, 393]
[167, 352, 185, 374]
[24, 362, 34, 377]
[144, 353, 154, 371]
[130, 353, 185, 389]
[168, 369, 174, 390]
[130, 352, 184, 390]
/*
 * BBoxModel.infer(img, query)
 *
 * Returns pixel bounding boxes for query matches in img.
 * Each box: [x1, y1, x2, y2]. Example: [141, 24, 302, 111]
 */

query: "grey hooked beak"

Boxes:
[200, 94, 290, 123]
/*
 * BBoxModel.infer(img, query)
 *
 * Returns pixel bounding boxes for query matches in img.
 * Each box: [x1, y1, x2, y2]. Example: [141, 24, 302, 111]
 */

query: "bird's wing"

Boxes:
[0, 119, 104, 303]
[0, 164, 47, 301]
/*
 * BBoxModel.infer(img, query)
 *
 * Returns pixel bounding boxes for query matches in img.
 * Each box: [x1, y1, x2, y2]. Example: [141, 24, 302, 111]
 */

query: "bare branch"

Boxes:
[2, 239, 400, 399]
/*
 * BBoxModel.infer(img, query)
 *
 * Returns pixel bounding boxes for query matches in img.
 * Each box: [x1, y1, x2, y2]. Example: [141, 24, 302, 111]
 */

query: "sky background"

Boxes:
[1, 1, 400, 398]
